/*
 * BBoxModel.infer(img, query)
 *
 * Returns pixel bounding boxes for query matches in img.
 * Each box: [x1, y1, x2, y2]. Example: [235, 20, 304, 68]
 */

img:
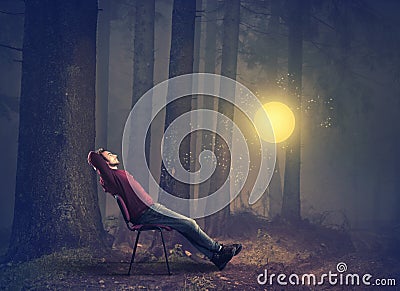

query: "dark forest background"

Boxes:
[0, 0, 399, 269]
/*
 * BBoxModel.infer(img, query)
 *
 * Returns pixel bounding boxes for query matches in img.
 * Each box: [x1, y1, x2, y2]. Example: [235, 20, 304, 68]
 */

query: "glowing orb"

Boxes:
[254, 101, 295, 143]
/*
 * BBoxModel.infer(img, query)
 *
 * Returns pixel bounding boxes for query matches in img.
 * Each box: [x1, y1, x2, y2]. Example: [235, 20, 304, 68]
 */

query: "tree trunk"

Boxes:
[281, 0, 305, 222]
[193, 0, 202, 74]
[113, 0, 156, 251]
[265, 0, 280, 90]
[264, 0, 283, 219]
[198, 0, 218, 200]
[8, 0, 109, 262]
[128, 0, 155, 189]
[205, 0, 240, 237]
[158, 0, 196, 213]
[194, 0, 219, 230]
[96, 0, 111, 221]
[191, 0, 202, 184]
[156, 0, 196, 254]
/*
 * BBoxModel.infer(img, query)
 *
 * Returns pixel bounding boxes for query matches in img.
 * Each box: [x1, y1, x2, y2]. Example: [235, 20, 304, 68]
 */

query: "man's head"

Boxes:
[97, 148, 120, 168]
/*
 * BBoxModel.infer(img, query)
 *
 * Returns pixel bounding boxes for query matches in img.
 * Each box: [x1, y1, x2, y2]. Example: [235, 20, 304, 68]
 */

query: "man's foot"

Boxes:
[211, 245, 234, 271]
[231, 243, 242, 256]
[211, 244, 241, 271]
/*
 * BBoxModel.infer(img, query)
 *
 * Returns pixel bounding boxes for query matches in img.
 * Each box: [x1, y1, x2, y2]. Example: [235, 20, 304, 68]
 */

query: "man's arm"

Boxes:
[87, 150, 114, 182]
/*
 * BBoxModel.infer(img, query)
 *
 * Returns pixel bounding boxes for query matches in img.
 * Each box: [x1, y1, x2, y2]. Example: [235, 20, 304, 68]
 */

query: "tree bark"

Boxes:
[198, 0, 218, 200]
[159, 0, 196, 212]
[128, 0, 155, 189]
[8, 0, 109, 262]
[156, 0, 196, 254]
[96, 0, 111, 221]
[281, 0, 305, 222]
[265, 0, 280, 89]
[263, 0, 283, 219]
[205, 0, 240, 237]
[193, 0, 202, 74]
[191, 0, 203, 203]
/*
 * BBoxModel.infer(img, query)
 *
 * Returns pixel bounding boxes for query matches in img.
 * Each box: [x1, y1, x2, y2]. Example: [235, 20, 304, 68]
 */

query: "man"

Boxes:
[88, 148, 242, 270]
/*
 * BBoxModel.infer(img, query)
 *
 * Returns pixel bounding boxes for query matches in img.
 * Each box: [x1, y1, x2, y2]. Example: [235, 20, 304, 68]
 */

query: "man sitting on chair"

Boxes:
[88, 148, 242, 271]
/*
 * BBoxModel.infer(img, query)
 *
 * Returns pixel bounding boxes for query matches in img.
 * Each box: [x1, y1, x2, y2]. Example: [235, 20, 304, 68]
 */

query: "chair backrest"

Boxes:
[114, 195, 131, 223]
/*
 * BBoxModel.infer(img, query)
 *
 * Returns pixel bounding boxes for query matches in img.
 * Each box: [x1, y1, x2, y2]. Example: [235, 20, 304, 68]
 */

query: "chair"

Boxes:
[113, 195, 172, 275]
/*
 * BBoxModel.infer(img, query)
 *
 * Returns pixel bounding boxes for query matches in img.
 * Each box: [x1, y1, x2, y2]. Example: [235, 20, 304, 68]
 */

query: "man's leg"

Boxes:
[137, 203, 220, 259]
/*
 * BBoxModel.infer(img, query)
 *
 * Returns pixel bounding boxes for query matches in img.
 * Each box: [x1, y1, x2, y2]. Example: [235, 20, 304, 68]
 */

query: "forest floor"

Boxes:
[0, 212, 399, 290]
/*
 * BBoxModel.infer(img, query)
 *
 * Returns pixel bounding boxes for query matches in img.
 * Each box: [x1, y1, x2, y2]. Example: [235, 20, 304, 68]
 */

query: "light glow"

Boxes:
[254, 101, 295, 143]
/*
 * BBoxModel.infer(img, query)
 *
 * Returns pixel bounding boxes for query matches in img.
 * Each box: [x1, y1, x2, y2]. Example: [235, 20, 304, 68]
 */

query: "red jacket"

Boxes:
[87, 151, 154, 222]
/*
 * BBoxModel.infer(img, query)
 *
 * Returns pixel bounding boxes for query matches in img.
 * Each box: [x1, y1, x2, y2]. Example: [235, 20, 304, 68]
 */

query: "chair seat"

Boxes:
[131, 224, 173, 231]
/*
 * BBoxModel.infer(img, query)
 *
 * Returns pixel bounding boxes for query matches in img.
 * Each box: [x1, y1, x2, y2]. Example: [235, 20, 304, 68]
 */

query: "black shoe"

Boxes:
[231, 243, 242, 256]
[211, 245, 235, 271]
[222, 243, 242, 256]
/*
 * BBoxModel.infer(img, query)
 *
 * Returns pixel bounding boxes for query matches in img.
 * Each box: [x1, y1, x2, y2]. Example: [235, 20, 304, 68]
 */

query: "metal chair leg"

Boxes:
[128, 230, 141, 275]
[159, 228, 171, 275]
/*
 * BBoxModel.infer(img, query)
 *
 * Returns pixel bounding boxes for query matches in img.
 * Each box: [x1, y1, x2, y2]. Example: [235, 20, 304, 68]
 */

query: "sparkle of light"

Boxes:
[254, 101, 295, 143]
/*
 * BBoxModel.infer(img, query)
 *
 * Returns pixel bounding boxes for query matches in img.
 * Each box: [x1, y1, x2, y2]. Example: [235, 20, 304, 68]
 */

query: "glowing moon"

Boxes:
[254, 101, 295, 143]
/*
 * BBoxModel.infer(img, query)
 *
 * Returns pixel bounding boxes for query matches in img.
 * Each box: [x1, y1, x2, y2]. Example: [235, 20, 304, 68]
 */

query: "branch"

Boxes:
[0, 10, 24, 16]
[240, 21, 288, 38]
[312, 15, 335, 31]
[240, 21, 268, 35]
[240, 3, 270, 17]
[0, 43, 22, 52]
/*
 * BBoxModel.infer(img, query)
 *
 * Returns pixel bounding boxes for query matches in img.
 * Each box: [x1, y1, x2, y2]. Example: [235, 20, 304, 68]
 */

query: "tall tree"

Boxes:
[159, 0, 196, 213]
[96, 0, 112, 220]
[128, 0, 155, 188]
[265, 0, 281, 90]
[205, 0, 240, 236]
[8, 0, 108, 261]
[264, 0, 283, 219]
[155, 0, 196, 255]
[191, 0, 203, 203]
[281, 0, 307, 222]
[114, 0, 156, 249]
[198, 0, 218, 201]
[193, 0, 202, 74]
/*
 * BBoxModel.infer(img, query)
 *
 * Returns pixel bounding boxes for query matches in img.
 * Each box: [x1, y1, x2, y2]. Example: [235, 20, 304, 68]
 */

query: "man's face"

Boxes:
[101, 151, 120, 166]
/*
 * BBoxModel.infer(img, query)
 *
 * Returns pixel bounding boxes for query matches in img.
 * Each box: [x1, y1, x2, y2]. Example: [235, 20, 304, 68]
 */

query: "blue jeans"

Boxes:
[136, 203, 220, 259]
